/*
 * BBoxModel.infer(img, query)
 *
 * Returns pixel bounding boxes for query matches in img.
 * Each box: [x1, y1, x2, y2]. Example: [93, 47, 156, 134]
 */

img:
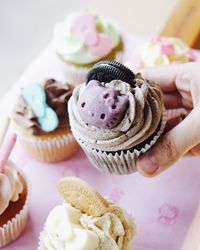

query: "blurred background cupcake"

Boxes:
[68, 61, 166, 174]
[38, 177, 135, 250]
[11, 79, 79, 162]
[0, 133, 29, 248]
[125, 36, 196, 71]
[52, 11, 124, 85]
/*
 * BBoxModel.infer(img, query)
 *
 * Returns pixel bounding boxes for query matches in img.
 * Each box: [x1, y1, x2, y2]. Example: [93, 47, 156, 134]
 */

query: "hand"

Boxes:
[137, 62, 200, 177]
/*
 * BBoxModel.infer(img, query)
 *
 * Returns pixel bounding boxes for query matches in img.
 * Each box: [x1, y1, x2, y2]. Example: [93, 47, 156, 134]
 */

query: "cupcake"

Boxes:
[11, 79, 79, 162]
[38, 176, 135, 249]
[0, 160, 29, 247]
[53, 11, 123, 85]
[68, 61, 166, 174]
[125, 36, 196, 71]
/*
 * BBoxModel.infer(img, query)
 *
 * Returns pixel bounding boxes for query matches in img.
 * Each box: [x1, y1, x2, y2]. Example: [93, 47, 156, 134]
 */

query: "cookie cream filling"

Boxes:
[42, 202, 126, 250]
[0, 161, 23, 215]
[69, 76, 163, 151]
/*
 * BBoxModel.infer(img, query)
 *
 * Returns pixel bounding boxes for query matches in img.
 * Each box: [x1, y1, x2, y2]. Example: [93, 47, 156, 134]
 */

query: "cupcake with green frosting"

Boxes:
[53, 11, 123, 85]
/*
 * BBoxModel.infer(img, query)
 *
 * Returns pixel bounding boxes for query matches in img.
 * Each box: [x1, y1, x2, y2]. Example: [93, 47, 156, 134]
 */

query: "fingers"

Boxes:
[164, 92, 193, 109]
[164, 116, 182, 132]
[164, 92, 182, 109]
[186, 144, 200, 156]
[136, 106, 200, 177]
[141, 62, 196, 92]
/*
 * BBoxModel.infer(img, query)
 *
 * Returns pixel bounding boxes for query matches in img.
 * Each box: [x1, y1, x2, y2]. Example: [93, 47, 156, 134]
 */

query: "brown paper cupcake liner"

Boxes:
[78, 114, 167, 175]
[0, 167, 29, 248]
[19, 132, 79, 163]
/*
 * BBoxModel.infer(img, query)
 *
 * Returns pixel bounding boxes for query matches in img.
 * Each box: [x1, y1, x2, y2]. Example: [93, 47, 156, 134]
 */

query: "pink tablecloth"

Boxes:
[5, 144, 200, 250]
[2, 35, 200, 250]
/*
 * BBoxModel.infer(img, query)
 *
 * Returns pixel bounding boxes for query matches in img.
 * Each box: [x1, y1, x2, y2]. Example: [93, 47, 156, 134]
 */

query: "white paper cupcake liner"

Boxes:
[38, 230, 45, 250]
[0, 167, 30, 248]
[18, 131, 79, 163]
[78, 114, 167, 175]
[63, 49, 124, 87]
[61, 32, 126, 86]
[62, 63, 90, 86]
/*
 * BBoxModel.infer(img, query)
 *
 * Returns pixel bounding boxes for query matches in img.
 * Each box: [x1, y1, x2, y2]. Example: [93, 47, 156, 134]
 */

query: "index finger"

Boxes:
[141, 62, 196, 92]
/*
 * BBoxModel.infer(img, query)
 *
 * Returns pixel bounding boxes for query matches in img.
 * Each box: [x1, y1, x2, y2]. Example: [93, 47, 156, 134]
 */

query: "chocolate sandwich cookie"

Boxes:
[86, 61, 136, 87]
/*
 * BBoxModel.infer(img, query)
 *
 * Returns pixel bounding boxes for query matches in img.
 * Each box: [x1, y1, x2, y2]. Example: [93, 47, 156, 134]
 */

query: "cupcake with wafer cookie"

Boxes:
[38, 176, 135, 250]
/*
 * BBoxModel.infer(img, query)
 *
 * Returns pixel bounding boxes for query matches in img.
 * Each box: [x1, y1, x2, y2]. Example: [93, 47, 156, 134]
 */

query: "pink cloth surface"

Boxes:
[2, 35, 200, 250]
[5, 145, 200, 250]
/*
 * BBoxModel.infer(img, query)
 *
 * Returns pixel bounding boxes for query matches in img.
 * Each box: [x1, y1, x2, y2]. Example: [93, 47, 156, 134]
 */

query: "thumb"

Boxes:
[137, 107, 200, 177]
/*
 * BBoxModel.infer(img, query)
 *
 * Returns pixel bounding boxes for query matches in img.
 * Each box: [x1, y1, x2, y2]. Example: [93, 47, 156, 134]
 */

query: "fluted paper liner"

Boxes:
[78, 114, 167, 175]
[0, 169, 29, 248]
[18, 132, 79, 163]
[63, 49, 123, 86]
[61, 31, 126, 86]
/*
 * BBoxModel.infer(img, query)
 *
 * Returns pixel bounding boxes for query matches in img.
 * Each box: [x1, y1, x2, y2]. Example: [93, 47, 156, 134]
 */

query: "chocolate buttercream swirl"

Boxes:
[12, 79, 72, 135]
[69, 74, 164, 151]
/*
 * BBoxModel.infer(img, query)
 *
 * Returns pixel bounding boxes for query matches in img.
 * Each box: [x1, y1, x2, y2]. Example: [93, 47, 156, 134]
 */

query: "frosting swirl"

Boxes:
[41, 202, 130, 250]
[12, 79, 72, 135]
[53, 11, 121, 65]
[69, 74, 163, 151]
[0, 161, 23, 215]
[126, 36, 196, 71]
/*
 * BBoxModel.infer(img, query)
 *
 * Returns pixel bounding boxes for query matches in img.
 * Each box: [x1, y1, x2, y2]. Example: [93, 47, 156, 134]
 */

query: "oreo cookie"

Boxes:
[86, 61, 136, 87]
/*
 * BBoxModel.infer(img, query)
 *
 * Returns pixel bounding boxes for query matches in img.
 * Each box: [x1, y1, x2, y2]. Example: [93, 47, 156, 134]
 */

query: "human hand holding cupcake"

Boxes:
[38, 176, 135, 250]
[68, 61, 166, 174]
[11, 79, 79, 162]
[53, 11, 123, 85]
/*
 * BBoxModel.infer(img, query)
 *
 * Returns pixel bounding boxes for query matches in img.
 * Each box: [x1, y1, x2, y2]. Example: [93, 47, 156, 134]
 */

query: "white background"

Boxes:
[0, 0, 93, 99]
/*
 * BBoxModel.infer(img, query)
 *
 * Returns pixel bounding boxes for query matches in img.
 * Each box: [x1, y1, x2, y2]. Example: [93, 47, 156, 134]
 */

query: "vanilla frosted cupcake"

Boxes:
[126, 36, 196, 71]
[68, 61, 166, 174]
[53, 11, 123, 85]
[38, 177, 135, 250]
[12, 79, 79, 162]
[0, 161, 29, 247]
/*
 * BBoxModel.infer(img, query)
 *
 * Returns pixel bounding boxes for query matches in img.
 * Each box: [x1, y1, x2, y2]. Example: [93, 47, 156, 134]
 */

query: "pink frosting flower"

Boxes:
[72, 13, 113, 58]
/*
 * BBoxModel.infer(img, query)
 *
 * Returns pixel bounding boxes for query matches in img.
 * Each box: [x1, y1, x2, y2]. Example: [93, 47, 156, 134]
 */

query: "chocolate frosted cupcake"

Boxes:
[68, 61, 166, 174]
[12, 79, 79, 162]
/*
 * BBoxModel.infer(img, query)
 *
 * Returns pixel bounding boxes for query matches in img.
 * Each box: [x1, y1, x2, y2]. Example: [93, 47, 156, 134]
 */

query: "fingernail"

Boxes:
[138, 154, 159, 175]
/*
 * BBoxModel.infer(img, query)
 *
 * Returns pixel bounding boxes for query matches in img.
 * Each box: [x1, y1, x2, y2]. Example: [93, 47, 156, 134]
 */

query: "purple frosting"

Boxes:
[77, 80, 129, 129]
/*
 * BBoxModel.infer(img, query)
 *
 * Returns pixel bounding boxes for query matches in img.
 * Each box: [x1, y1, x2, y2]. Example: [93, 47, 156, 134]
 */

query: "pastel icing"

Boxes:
[43, 203, 99, 250]
[41, 202, 128, 250]
[77, 80, 129, 129]
[53, 11, 121, 65]
[22, 83, 59, 132]
[126, 36, 196, 70]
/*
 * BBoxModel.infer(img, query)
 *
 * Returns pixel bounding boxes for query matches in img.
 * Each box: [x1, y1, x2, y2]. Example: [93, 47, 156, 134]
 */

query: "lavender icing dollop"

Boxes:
[77, 80, 129, 129]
